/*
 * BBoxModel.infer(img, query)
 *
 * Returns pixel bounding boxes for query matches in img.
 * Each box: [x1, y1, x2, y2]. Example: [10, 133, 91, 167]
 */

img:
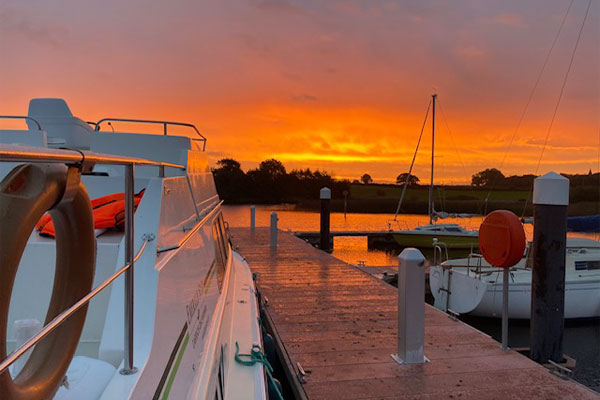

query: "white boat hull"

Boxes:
[430, 267, 600, 319]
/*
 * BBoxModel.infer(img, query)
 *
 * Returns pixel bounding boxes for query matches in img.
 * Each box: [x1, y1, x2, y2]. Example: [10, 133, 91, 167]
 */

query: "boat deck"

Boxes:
[230, 227, 598, 400]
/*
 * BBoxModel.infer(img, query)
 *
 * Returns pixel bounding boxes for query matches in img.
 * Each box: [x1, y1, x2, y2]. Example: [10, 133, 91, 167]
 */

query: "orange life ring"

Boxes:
[0, 163, 96, 399]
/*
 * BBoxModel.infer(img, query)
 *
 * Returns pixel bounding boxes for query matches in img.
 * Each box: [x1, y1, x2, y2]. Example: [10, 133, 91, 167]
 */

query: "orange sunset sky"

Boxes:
[1, 0, 598, 184]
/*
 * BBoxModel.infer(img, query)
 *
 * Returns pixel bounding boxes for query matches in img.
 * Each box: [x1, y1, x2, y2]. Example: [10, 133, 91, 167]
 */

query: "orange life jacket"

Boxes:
[36, 190, 145, 237]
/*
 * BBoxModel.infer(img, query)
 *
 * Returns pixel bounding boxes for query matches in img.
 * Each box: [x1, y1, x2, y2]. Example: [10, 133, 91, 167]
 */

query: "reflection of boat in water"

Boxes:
[389, 94, 479, 250]
[0, 99, 268, 399]
[430, 238, 600, 319]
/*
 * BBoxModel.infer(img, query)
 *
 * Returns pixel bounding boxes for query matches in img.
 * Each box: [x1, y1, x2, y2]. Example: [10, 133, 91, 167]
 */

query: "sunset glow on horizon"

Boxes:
[1, 0, 598, 184]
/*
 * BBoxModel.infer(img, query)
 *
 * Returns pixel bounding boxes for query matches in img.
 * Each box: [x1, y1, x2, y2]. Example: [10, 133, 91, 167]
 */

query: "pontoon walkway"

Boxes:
[230, 227, 597, 400]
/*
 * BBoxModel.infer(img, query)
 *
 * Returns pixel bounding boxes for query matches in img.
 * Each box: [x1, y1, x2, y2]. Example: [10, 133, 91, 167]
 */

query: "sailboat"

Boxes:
[430, 237, 600, 319]
[389, 94, 479, 250]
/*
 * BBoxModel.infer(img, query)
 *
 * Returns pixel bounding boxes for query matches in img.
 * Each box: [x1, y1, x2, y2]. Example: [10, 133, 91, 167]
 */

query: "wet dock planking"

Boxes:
[230, 227, 597, 400]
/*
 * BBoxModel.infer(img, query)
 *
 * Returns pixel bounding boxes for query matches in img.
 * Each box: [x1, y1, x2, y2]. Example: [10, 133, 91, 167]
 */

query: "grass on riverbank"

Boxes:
[351, 184, 531, 202]
[296, 183, 596, 216]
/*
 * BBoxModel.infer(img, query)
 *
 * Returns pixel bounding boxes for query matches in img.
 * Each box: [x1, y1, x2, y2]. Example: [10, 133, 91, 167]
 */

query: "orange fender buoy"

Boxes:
[479, 210, 526, 268]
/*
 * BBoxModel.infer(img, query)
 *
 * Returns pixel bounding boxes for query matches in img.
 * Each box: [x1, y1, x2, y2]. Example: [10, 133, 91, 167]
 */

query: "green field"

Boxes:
[350, 184, 531, 202]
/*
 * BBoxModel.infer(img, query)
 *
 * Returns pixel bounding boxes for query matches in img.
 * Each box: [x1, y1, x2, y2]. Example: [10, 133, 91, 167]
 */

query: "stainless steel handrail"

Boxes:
[0, 145, 182, 376]
[0, 144, 185, 170]
[94, 118, 207, 151]
[157, 200, 224, 254]
[0, 237, 150, 375]
[0, 116, 42, 130]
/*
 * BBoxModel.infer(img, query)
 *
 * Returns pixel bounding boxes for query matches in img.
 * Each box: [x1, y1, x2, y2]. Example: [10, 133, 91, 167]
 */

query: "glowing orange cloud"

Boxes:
[0, 0, 597, 184]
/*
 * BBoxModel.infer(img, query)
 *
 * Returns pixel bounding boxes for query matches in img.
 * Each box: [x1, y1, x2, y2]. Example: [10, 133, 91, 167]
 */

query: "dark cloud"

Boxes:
[291, 94, 318, 102]
[0, 7, 69, 48]
[254, 0, 307, 15]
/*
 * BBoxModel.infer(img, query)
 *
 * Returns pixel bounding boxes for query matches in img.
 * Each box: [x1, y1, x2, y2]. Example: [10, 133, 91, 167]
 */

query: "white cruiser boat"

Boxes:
[0, 99, 269, 399]
[430, 238, 600, 319]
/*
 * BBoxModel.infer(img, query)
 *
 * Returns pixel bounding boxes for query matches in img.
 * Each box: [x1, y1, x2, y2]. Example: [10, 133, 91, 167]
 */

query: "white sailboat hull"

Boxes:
[430, 265, 600, 319]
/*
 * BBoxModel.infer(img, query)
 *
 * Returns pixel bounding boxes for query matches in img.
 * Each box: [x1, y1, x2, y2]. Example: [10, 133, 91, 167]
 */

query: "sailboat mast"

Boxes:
[429, 94, 437, 225]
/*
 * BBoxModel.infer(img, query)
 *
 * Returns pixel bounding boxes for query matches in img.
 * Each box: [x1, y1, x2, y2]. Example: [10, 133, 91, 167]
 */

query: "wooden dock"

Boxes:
[230, 227, 598, 400]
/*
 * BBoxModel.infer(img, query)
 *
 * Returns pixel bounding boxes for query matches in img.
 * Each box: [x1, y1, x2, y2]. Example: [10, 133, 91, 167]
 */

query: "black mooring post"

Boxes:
[320, 187, 331, 252]
[530, 172, 569, 363]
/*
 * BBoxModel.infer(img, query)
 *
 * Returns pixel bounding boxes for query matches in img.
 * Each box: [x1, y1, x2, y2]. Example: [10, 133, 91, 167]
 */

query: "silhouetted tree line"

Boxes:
[212, 158, 350, 203]
[471, 168, 600, 191]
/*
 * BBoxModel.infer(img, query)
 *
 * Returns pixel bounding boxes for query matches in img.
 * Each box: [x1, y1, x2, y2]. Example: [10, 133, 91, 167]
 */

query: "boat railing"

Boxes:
[432, 238, 449, 266]
[0, 115, 42, 130]
[0, 145, 185, 376]
[94, 118, 207, 151]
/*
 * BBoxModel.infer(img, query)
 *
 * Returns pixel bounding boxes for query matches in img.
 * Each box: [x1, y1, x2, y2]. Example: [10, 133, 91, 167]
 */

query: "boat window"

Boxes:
[574, 260, 600, 270]
[214, 346, 225, 400]
[575, 261, 587, 270]
[445, 227, 461, 232]
[213, 219, 227, 291]
[217, 214, 230, 253]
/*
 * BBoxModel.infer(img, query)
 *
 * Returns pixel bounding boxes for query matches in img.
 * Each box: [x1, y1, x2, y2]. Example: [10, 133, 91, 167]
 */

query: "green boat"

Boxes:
[391, 223, 479, 249]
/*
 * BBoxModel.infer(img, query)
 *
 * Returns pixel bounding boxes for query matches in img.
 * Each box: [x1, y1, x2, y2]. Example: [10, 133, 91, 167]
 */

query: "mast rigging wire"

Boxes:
[522, 0, 593, 217]
[482, 0, 574, 205]
[393, 99, 432, 221]
[437, 100, 484, 215]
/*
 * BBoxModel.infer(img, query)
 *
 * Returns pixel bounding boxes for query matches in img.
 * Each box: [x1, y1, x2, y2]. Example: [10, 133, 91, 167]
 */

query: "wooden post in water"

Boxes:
[530, 172, 569, 363]
[343, 190, 348, 220]
[270, 211, 278, 248]
[320, 187, 331, 252]
[250, 205, 255, 231]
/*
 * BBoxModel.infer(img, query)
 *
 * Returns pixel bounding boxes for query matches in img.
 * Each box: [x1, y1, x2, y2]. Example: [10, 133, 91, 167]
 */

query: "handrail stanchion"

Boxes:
[121, 164, 138, 375]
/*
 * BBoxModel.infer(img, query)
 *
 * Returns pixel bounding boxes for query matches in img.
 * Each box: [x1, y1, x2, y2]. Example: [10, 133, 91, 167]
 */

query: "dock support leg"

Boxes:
[530, 172, 569, 364]
[250, 205, 255, 231]
[393, 248, 427, 364]
[270, 212, 278, 248]
[320, 187, 331, 252]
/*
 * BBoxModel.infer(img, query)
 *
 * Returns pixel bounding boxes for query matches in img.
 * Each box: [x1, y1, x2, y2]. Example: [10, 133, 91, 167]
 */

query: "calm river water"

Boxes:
[223, 204, 600, 393]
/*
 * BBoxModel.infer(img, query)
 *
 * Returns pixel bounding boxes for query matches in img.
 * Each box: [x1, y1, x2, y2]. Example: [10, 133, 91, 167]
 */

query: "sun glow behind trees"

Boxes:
[0, 1, 597, 183]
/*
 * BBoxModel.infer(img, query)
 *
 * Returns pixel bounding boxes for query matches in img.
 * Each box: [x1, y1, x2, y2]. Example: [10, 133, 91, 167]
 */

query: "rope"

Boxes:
[234, 341, 284, 400]
[393, 99, 432, 220]
[522, 0, 593, 218]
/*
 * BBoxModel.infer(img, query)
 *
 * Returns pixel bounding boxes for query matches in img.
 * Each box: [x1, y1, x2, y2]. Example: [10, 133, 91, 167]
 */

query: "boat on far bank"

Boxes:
[430, 237, 600, 319]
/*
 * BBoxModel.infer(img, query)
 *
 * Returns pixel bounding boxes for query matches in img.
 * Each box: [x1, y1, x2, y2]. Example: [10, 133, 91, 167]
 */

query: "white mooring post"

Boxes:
[250, 205, 255, 231]
[392, 248, 427, 364]
[270, 211, 278, 248]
